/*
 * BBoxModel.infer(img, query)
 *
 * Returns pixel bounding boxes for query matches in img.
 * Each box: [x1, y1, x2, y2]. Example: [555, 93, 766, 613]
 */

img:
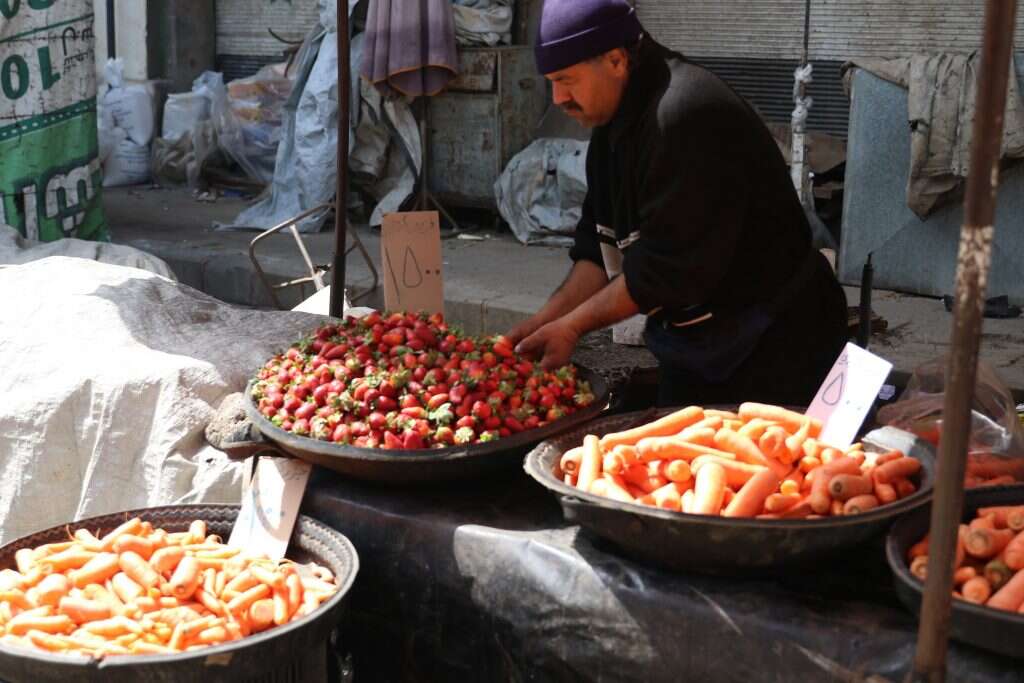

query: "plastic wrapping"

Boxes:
[303, 469, 1018, 682]
[877, 357, 1024, 486]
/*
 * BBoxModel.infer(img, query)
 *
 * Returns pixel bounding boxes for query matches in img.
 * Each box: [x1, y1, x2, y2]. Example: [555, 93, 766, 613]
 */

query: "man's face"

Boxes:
[545, 48, 630, 128]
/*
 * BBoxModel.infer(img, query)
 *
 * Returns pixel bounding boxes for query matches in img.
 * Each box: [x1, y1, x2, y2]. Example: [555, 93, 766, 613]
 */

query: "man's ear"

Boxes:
[606, 48, 629, 75]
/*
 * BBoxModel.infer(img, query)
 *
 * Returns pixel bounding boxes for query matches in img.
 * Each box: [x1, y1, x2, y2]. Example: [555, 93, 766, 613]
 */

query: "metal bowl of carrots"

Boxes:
[525, 406, 936, 574]
[0, 504, 359, 683]
[887, 487, 1024, 658]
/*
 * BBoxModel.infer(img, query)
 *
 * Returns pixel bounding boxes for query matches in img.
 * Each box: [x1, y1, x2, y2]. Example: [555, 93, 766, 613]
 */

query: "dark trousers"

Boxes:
[646, 258, 849, 408]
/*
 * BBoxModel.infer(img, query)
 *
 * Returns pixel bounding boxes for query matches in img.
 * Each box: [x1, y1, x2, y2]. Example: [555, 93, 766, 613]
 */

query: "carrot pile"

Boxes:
[964, 453, 1024, 489]
[0, 518, 338, 658]
[908, 505, 1024, 613]
[558, 403, 921, 519]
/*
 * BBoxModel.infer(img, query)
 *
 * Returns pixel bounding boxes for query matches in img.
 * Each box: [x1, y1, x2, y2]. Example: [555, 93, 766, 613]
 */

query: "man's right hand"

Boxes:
[506, 315, 546, 348]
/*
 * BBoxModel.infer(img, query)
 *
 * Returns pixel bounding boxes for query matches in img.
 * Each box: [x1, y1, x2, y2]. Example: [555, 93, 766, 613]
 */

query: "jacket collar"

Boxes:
[604, 38, 673, 147]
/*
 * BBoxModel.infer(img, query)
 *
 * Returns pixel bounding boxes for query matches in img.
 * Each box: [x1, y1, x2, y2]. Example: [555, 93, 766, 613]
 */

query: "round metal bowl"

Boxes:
[524, 408, 936, 574]
[0, 505, 359, 683]
[244, 365, 610, 484]
[887, 486, 1024, 659]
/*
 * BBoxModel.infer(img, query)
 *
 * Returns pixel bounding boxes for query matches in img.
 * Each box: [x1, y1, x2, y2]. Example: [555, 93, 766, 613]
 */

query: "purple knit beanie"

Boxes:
[534, 0, 643, 75]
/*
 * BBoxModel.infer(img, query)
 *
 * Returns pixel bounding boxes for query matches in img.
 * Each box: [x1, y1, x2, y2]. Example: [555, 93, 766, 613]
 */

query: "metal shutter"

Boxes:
[215, 0, 321, 80]
[635, 0, 1024, 138]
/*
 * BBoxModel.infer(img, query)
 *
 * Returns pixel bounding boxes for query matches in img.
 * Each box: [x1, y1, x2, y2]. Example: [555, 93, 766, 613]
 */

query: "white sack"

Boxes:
[0, 257, 326, 544]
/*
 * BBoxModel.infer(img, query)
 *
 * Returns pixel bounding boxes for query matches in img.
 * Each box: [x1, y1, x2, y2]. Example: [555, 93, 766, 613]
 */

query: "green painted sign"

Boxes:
[0, 1, 107, 242]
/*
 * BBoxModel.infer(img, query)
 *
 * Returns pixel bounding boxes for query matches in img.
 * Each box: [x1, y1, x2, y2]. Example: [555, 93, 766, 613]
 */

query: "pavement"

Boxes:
[104, 186, 1024, 393]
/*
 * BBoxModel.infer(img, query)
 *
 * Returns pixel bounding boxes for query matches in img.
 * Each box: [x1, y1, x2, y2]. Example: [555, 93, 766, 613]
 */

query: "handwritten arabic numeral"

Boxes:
[402, 246, 424, 289]
[384, 247, 401, 305]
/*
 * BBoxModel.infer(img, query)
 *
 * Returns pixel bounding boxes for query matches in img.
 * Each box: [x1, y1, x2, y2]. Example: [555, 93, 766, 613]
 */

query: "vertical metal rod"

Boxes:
[911, 1, 1018, 680]
[330, 0, 351, 318]
[802, 0, 811, 65]
[106, 0, 116, 59]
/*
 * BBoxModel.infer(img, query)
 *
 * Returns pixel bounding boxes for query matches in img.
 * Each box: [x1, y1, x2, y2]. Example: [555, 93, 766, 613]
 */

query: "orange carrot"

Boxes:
[40, 548, 96, 573]
[963, 576, 993, 604]
[978, 505, 1024, 529]
[602, 451, 627, 475]
[168, 557, 202, 601]
[799, 455, 821, 474]
[576, 435, 602, 493]
[248, 598, 275, 633]
[691, 462, 726, 515]
[966, 528, 1015, 559]
[874, 479, 898, 504]
[559, 447, 583, 476]
[985, 559, 1013, 591]
[723, 469, 781, 518]
[100, 518, 143, 551]
[636, 436, 734, 463]
[893, 478, 917, 499]
[737, 403, 822, 437]
[34, 574, 70, 608]
[801, 438, 823, 460]
[874, 457, 922, 485]
[954, 566, 978, 585]
[909, 537, 930, 560]
[828, 474, 874, 502]
[111, 535, 155, 561]
[1003, 530, 1024, 570]
[649, 482, 687, 511]
[830, 499, 845, 516]
[661, 460, 692, 484]
[713, 430, 776, 471]
[58, 597, 111, 624]
[674, 426, 717, 448]
[70, 553, 120, 590]
[119, 551, 160, 590]
[110, 573, 144, 604]
[594, 474, 634, 503]
[227, 584, 271, 615]
[764, 492, 802, 513]
[779, 499, 814, 519]
[72, 529, 106, 553]
[737, 418, 772, 441]
[14, 549, 35, 575]
[149, 546, 185, 575]
[7, 614, 74, 636]
[680, 489, 695, 513]
[188, 520, 207, 545]
[704, 409, 739, 420]
[690, 455, 766, 488]
[987, 568, 1024, 611]
[600, 406, 704, 450]
[759, 426, 789, 462]
[910, 556, 929, 581]
[622, 464, 666, 493]
[250, 565, 285, 591]
[784, 421, 812, 464]
[843, 494, 880, 515]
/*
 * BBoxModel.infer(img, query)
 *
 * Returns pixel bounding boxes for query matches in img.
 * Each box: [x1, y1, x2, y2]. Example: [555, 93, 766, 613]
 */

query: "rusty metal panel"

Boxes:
[428, 93, 500, 207]
[449, 50, 498, 93]
[497, 48, 547, 172]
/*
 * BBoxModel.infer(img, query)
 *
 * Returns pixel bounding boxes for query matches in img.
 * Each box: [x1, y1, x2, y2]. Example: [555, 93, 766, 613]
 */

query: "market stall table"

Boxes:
[301, 469, 1018, 682]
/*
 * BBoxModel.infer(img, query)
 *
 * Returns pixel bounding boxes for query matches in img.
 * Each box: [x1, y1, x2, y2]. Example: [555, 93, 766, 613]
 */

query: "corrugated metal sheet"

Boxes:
[693, 58, 849, 138]
[215, 0, 320, 58]
[637, 1, 1024, 61]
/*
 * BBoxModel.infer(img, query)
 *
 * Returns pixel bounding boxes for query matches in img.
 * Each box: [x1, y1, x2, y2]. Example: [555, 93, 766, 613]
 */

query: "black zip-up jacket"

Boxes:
[570, 38, 821, 324]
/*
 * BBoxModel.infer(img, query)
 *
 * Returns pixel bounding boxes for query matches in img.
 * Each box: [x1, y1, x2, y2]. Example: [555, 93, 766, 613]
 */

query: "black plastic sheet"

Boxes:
[302, 469, 1018, 682]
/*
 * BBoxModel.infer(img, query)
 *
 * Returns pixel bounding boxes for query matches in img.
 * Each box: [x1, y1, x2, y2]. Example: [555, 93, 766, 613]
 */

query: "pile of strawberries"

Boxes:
[251, 311, 595, 450]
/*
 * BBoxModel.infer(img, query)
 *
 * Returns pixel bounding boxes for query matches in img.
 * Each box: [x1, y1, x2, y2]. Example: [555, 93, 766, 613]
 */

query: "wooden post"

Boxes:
[330, 0, 351, 318]
[910, 1, 1018, 680]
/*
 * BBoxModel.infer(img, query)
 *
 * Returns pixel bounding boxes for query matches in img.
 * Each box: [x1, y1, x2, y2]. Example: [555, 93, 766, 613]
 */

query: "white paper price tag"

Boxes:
[228, 455, 313, 560]
[806, 342, 893, 449]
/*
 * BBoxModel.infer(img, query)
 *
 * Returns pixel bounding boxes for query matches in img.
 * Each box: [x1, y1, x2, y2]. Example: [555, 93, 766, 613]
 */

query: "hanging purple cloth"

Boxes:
[360, 0, 459, 97]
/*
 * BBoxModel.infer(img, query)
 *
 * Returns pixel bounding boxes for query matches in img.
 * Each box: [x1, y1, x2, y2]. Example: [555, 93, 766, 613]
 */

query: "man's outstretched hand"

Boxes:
[514, 319, 580, 371]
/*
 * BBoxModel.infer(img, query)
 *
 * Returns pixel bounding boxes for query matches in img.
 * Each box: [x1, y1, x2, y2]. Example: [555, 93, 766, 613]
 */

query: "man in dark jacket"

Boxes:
[509, 0, 849, 407]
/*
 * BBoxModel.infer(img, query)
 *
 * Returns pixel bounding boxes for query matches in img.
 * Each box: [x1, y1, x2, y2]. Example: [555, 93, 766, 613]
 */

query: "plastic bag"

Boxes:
[162, 92, 211, 142]
[876, 357, 1024, 486]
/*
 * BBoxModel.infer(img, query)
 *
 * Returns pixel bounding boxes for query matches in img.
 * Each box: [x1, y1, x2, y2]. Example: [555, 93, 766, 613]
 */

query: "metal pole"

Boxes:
[911, 1, 1018, 680]
[330, 0, 351, 319]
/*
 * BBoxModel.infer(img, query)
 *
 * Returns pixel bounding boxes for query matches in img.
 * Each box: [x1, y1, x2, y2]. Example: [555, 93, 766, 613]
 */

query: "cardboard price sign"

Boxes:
[806, 342, 893, 449]
[381, 211, 444, 315]
[228, 455, 313, 560]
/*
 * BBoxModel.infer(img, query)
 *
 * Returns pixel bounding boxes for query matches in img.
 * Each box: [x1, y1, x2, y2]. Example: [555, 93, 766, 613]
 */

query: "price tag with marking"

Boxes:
[381, 211, 444, 315]
[806, 342, 893, 449]
[228, 455, 313, 560]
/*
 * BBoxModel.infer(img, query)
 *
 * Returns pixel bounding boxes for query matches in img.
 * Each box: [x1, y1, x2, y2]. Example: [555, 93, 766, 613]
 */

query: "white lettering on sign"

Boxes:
[806, 342, 893, 449]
